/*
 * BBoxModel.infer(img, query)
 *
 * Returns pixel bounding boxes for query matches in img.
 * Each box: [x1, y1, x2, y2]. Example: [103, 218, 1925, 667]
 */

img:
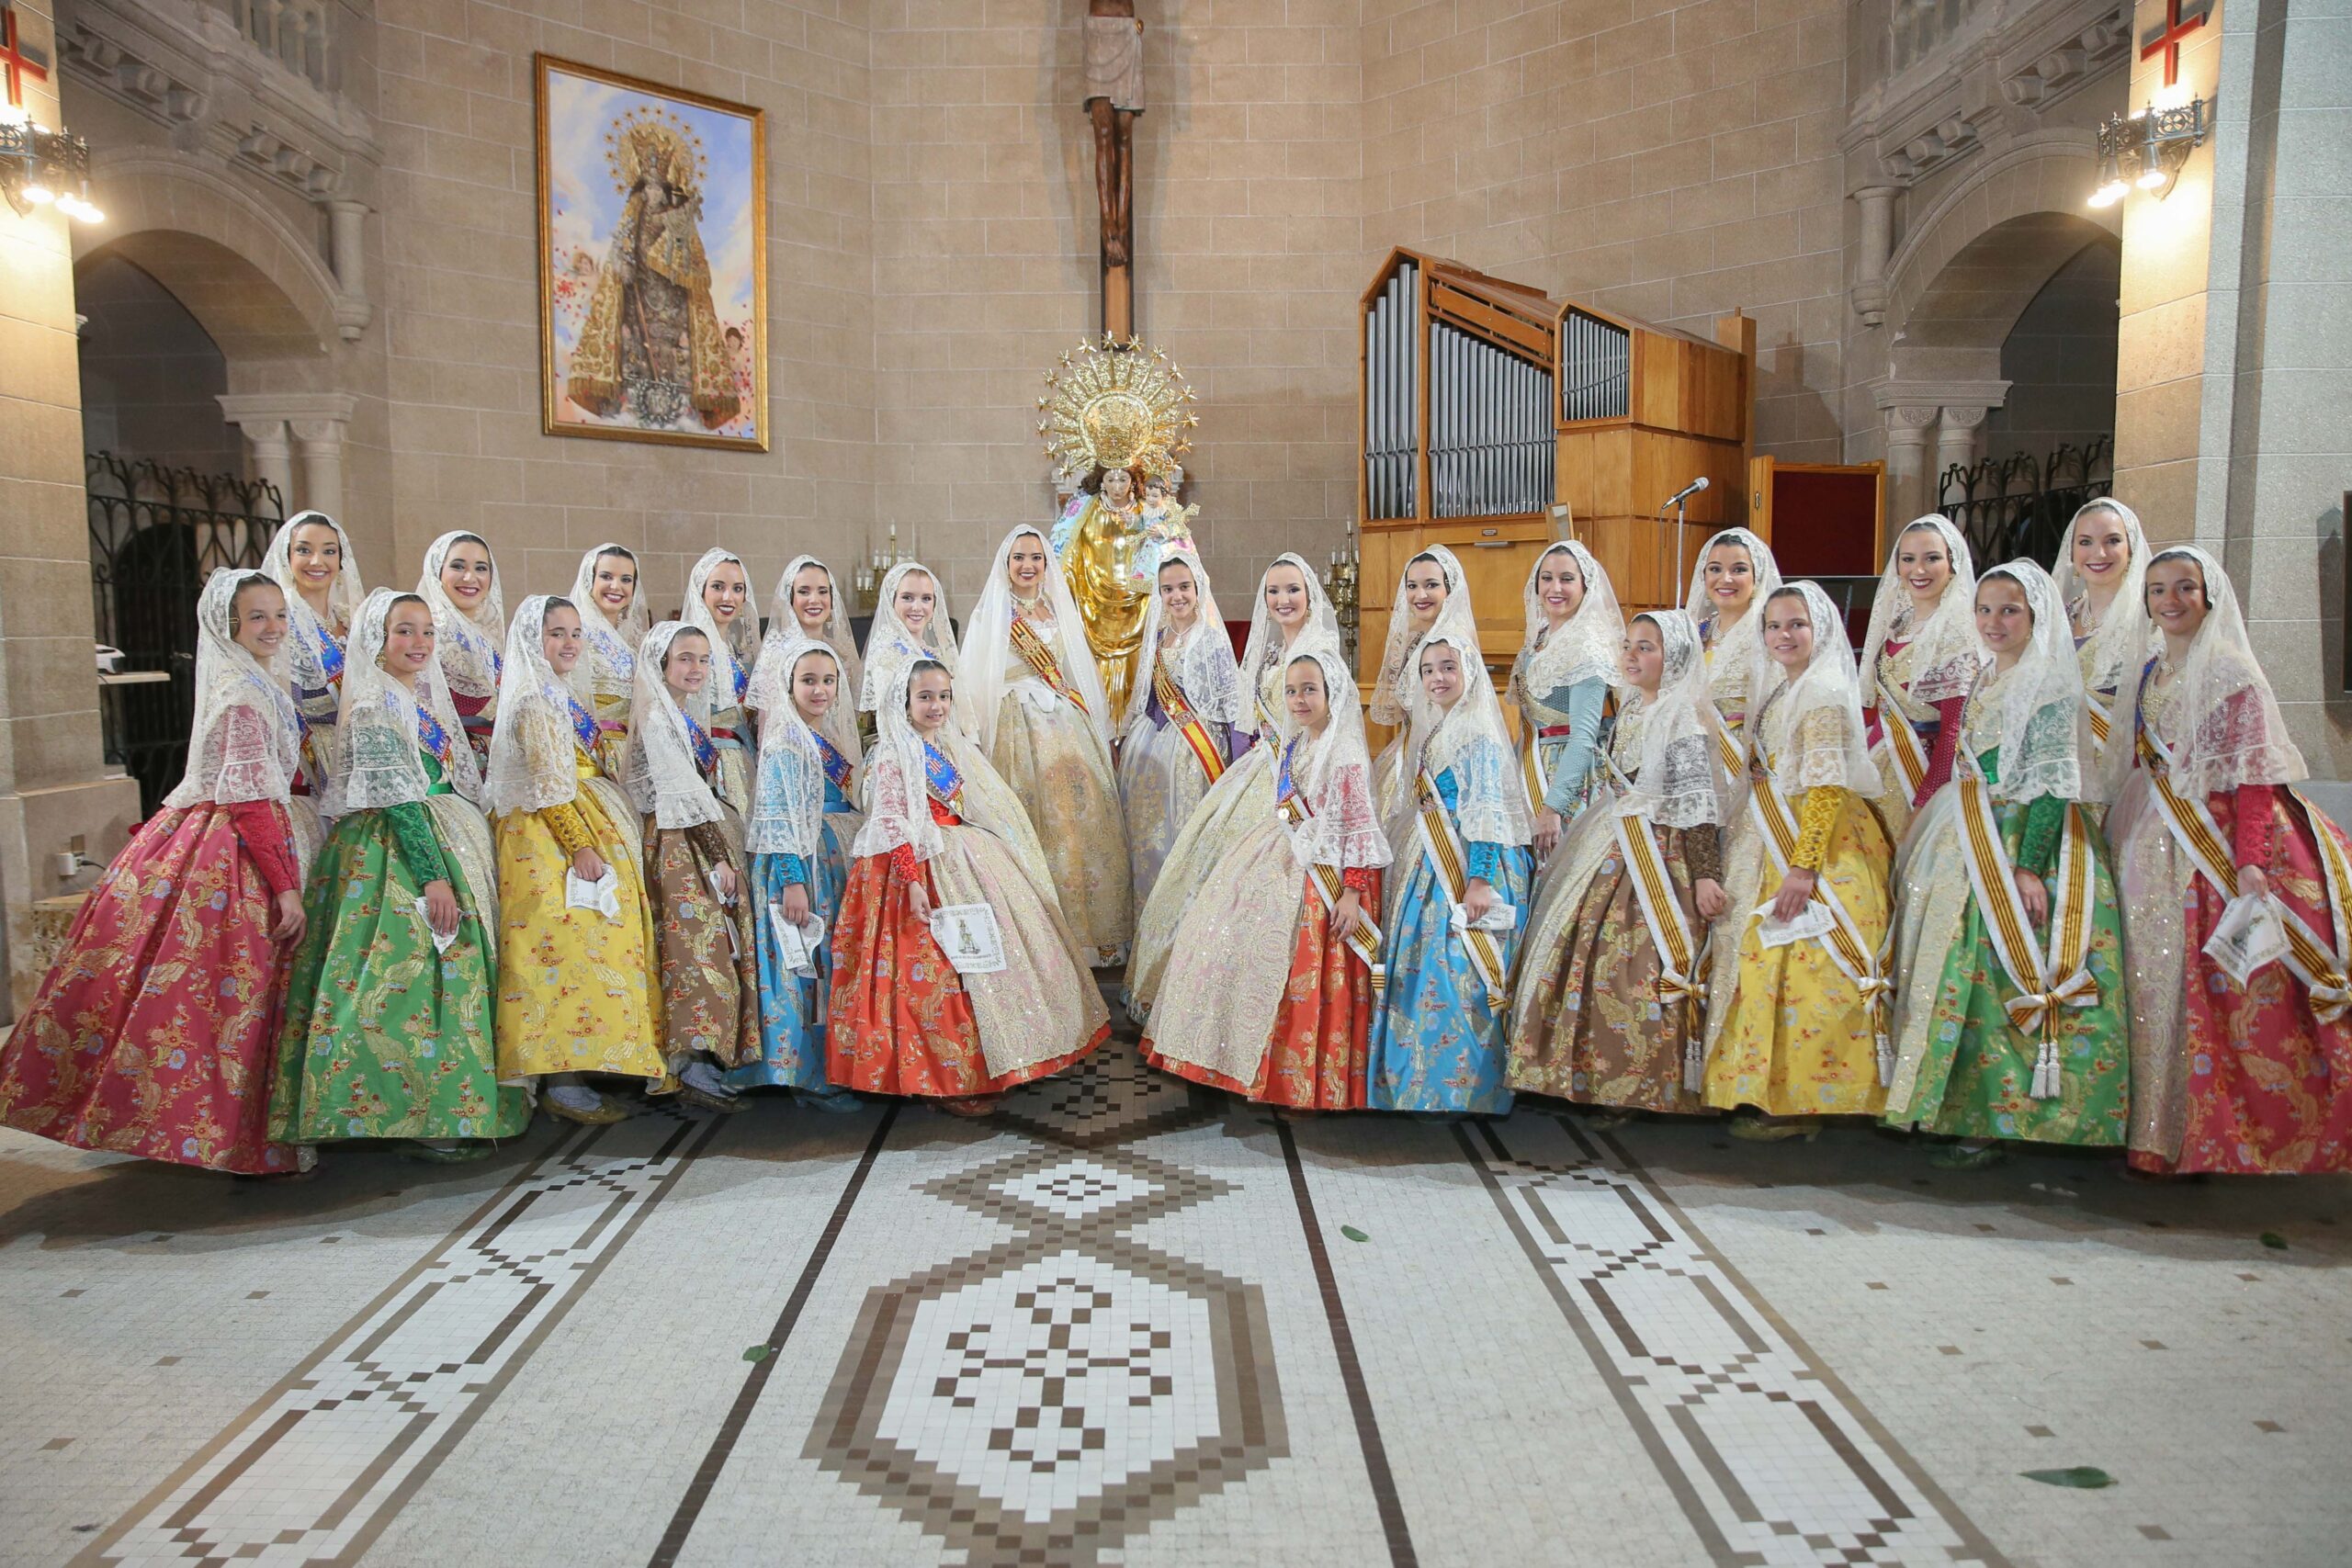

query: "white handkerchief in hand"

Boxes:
[565, 869, 624, 921]
[1450, 899, 1519, 933]
[929, 902, 1007, 975]
[2204, 892, 2288, 987]
[1753, 900, 1835, 948]
[415, 897, 459, 954]
[767, 908, 828, 976]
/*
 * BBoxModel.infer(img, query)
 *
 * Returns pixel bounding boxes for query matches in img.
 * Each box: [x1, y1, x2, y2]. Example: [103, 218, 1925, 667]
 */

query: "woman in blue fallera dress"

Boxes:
[1367, 630, 1535, 1114]
[733, 633, 865, 1105]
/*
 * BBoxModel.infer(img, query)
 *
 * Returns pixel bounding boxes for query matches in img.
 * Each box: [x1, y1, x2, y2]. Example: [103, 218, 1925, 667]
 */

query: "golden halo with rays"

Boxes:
[604, 105, 706, 195]
[1035, 333, 1199, 485]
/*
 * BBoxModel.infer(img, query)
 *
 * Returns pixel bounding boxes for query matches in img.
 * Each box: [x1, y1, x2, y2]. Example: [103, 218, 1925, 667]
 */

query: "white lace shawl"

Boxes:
[262, 511, 365, 705]
[1614, 610, 1730, 830]
[853, 658, 1050, 883]
[164, 568, 304, 811]
[958, 525, 1116, 753]
[1968, 560, 2093, 806]
[749, 618, 862, 765]
[1279, 645, 1392, 872]
[417, 530, 505, 703]
[1399, 630, 1532, 847]
[569, 542, 648, 705]
[1683, 526, 1783, 687]
[2105, 545, 2308, 801]
[481, 595, 593, 817]
[745, 636, 835, 858]
[1860, 513, 1981, 707]
[858, 560, 964, 712]
[334, 588, 482, 814]
[2050, 497, 2149, 696]
[764, 554, 864, 729]
[681, 547, 760, 713]
[1520, 540, 1626, 696]
[1749, 581, 1883, 796]
[624, 622, 727, 830]
[1238, 552, 1345, 735]
[1125, 548, 1240, 736]
[1370, 544, 1478, 726]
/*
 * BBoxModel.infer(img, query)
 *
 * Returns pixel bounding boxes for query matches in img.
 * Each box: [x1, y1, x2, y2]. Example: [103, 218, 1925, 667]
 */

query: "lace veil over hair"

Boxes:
[681, 547, 761, 705]
[1750, 581, 1883, 796]
[2106, 545, 2308, 802]
[1520, 540, 1626, 695]
[1970, 561, 2094, 806]
[624, 622, 727, 831]
[334, 588, 482, 814]
[957, 525, 1116, 753]
[744, 634, 833, 859]
[263, 510, 366, 695]
[852, 659, 1055, 886]
[1859, 513, 1981, 706]
[1369, 545, 1477, 727]
[2049, 497, 2150, 695]
[1237, 552, 1344, 731]
[1682, 526, 1783, 671]
[416, 530, 506, 703]
[164, 568, 304, 812]
[1615, 610, 1731, 830]
[570, 542, 650, 703]
[1279, 645, 1393, 872]
[1398, 630, 1532, 847]
[481, 595, 594, 818]
[859, 560, 964, 711]
[750, 579, 863, 764]
[1126, 548, 1240, 734]
[763, 555, 864, 724]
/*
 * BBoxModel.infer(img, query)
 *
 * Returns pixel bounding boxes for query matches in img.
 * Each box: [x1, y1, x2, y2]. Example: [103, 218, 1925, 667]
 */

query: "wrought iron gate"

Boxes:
[1937, 435, 2113, 570]
[86, 452, 284, 816]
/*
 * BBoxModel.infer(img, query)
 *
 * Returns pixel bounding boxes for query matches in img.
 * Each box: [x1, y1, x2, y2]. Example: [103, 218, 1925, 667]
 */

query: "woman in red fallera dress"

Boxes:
[2108, 546, 2352, 1175]
[828, 659, 1109, 1114]
[0, 569, 322, 1174]
[418, 529, 506, 772]
[1143, 646, 1391, 1110]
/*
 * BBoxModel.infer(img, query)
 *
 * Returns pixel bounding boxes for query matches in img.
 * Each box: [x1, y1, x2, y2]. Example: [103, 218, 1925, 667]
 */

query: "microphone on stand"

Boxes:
[1663, 476, 1711, 507]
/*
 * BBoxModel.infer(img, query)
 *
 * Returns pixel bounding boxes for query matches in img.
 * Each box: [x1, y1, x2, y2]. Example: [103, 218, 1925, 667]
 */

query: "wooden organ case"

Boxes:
[1357, 248, 1756, 694]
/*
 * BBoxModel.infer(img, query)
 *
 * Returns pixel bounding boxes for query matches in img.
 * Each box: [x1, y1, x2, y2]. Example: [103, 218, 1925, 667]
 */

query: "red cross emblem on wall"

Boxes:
[0, 6, 49, 110]
[2140, 0, 2212, 87]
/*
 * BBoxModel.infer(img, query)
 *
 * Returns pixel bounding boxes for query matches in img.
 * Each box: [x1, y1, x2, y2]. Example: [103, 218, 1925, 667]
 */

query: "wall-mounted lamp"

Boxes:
[1, 103, 99, 222]
[2088, 96, 2209, 208]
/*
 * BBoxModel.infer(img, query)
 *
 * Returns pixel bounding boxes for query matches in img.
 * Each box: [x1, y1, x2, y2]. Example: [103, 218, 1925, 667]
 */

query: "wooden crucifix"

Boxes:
[1083, 0, 1142, 337]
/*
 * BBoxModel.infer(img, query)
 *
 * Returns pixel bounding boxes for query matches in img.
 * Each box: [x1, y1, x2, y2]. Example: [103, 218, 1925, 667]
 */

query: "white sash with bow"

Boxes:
[1951, 764, 2099, 1098]
[1747, 761, 1895, 1082]
[1412, 767, 1510, 1006]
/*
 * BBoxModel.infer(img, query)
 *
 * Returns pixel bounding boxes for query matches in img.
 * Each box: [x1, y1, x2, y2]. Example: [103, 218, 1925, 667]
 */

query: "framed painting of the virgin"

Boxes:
[536, 55, 767, 451]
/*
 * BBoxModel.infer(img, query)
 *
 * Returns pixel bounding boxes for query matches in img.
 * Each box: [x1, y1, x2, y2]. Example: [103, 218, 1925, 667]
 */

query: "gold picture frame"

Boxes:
[535, 54, 768, 452]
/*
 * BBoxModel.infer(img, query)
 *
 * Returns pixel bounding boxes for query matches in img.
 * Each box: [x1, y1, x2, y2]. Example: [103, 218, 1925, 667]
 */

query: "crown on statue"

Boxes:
[1035, 333, 1199, 490]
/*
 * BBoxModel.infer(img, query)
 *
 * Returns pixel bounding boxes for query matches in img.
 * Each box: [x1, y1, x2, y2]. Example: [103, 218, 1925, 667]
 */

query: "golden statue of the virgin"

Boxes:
[1037, 335, 1199, 717]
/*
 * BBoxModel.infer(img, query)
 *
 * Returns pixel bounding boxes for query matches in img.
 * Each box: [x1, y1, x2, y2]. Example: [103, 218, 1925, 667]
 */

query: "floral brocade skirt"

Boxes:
[269, 800, 529, 1144]
[991, 689, 1133, 953]
[730, 807, 863, 1091]
[0, 803, 313, 1174]
[646, 813, 759, 1077]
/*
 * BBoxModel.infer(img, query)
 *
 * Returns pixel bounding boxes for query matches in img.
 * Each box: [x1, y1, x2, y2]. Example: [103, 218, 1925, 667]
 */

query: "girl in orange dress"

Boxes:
[828, 660, 1109, 1114]
[1143, 647, 1391, 1110]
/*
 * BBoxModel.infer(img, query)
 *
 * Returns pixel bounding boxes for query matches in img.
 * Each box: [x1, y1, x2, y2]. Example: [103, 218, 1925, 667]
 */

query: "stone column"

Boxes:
[217, 393, 357, 520]
[324, 199, 371, 340]
[1850, 186, 1900, 326]
[1883, 406, 1940, 522]
[1935, 405, 1987, 496]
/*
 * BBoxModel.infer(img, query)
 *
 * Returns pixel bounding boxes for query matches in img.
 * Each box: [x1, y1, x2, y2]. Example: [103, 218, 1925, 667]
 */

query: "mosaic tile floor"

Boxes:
[5, 1012, 2350, 1568]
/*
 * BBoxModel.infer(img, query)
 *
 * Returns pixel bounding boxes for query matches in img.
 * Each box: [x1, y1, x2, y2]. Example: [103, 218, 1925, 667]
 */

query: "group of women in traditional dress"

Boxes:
[3, 502, 2347, 1182]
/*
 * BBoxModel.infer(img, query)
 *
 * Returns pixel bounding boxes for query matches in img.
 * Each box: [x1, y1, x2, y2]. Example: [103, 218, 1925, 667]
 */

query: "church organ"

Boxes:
[1356, 248, 1756, 694]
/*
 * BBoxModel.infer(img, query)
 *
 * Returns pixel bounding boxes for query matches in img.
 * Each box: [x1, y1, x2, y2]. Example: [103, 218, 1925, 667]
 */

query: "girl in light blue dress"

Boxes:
[1367, 630, 1535, 1114]
[732, 635, 865, 1106]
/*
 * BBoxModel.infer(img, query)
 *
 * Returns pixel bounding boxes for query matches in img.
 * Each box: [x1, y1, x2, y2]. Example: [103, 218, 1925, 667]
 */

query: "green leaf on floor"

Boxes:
[2021, 1466, 2114, 1489]
[2259, 1232, 2289, 1250]
[1340, 1225, 1369, 1243]
[742, 1344, 772, 1363]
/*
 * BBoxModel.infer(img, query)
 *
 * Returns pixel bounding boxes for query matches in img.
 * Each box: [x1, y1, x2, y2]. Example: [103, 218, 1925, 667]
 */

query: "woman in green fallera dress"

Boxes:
[268, 589, 530, 1158]
[1882, 560, 2131, 1166]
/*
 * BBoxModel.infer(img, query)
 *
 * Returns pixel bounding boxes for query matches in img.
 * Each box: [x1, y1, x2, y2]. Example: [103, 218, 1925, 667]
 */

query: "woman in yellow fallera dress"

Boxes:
[1702, 580, 1896, 1139]
[483, 594, 664, 1125]
[959, 525, 1134, 961]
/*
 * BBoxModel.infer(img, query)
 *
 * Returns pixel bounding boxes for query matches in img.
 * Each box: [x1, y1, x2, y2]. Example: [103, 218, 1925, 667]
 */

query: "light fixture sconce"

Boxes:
[2089, 96, 2209, 208]
[0, 103, 99, 222]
